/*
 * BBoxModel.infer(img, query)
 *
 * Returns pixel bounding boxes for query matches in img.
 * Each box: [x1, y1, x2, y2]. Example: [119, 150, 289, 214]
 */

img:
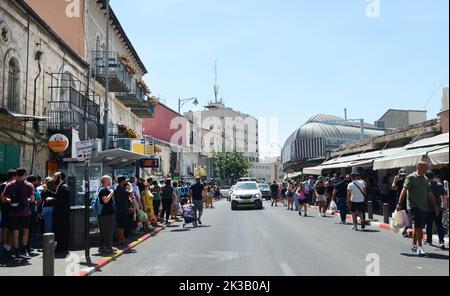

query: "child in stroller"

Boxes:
[182, 203, 198, 228]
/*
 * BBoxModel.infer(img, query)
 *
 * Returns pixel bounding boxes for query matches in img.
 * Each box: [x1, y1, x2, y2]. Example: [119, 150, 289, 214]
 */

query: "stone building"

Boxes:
[248, 158, 283, 183]
[375, 109, 427, 130]
[0, 0, 90, 175]
[1, 0, 154, 194]
[184, 101, 260, 162]
[26, 0, 152, 144]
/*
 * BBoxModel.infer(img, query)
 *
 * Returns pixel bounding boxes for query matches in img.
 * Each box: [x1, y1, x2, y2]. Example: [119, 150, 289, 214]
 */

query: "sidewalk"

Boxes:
[310, 205, 449, 248]
[0, 218, 179, 276]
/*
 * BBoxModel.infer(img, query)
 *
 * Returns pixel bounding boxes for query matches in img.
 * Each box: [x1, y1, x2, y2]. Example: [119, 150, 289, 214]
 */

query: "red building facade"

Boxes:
[142, 103, 189, 145]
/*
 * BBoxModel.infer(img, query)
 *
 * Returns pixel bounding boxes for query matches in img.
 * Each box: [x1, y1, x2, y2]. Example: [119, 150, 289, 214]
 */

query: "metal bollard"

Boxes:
[383, 203, 390, 224]
[367, 201, 374, 220]
[43, 233, 55, 276]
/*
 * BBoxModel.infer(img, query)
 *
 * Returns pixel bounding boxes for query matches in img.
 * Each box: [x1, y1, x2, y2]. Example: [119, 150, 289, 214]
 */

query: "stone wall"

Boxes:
[0, 0, 87, 176]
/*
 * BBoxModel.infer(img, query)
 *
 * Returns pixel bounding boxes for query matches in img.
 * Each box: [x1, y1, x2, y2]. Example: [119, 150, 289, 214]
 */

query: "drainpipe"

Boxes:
[103, 0, 110, 151]
[30, 48, 43, 175]
[24, 15, 30, 118]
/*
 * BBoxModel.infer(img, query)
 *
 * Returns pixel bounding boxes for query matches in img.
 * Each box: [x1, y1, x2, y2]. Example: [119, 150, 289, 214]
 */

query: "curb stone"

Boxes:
[77, 221, 174, 276]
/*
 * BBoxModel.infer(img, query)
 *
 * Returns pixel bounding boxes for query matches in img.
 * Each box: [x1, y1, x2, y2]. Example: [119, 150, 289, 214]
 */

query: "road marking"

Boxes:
[168, 251, 250, 263]
[279, 262, 295, 276]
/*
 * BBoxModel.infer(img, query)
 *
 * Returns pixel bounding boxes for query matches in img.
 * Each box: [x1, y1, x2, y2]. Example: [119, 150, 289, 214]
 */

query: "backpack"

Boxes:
[90, 188, 104, 216]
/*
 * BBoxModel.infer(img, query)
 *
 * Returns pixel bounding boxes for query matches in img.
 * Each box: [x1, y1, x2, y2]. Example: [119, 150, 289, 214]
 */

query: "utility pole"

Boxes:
[84, 66, 91, 264]
[103, 0, 110, 151]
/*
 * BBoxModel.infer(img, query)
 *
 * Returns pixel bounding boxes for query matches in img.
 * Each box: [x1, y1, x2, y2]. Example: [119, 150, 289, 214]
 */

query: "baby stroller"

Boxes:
[182, 203, 198, 228]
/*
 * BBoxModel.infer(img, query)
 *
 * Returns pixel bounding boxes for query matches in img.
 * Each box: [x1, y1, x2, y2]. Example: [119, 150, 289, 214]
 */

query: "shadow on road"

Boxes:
[170, 229, 191, 232]
[165, 224, 180, 228]
[400, 253, 449, 260]
[0, 258, 32, 268]
[360, 229, 381, 233]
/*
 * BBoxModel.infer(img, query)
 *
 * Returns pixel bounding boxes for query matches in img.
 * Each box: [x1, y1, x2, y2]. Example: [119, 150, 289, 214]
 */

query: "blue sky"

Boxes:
[111, 0, 449, 158]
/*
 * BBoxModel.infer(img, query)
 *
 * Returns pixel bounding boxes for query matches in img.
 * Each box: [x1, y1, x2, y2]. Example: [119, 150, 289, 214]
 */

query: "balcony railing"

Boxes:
[47, 101, 100, 132]
[130, 101, 155, 118]
[46, 73, 101, 132]
[116, 79, 146, 106]
[116, 79, 154, 118]
[92, 51, 132, 92]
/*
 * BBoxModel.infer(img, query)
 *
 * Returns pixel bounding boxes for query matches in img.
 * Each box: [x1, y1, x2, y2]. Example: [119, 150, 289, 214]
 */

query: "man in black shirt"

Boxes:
[98, 176, 115, 253]
[190, 177, 205, 225]
[270, 181, 280, 207]
[333, 175, 351, 224]
[114, 176, 130, 245]
[52, 172, 71, 254]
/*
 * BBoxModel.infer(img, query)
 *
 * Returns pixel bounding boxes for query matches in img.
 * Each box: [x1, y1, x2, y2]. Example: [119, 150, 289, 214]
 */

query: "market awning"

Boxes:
[302, 148, 403, 176]
[287, 172, 302, 178]
[92, 149, 147, 168]
[0, 108, 50, 121]
[302, 166, 324, 176]
[322, 147, 403, 166]
[303, 159, 375, 176]
[428, 146, 449, 166]
[405, 133, 449, 149]
[373, 145, 448, 170]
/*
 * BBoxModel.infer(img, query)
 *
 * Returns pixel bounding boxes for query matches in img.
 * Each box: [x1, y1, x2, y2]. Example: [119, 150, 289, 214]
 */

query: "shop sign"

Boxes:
[49, 134, 69, 153]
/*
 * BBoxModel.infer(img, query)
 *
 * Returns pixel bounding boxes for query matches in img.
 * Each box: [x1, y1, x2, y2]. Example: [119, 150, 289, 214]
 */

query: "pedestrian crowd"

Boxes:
[268, 161, 448, 256]
[0, 170, 222, 262]
[88, 175, 221, 254]
[0, 168, 70, 261]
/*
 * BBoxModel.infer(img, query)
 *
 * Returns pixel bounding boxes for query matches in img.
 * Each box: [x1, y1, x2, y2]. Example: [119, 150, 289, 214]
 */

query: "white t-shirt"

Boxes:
[347, 180, 366, 203]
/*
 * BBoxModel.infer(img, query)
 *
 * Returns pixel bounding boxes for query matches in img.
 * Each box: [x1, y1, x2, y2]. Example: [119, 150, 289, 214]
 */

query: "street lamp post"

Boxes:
[177, 97, 198, 180]
[178, 97, 198, 115]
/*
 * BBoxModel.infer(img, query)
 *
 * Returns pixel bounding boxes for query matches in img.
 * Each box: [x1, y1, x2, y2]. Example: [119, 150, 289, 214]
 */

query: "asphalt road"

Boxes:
[94, 200, 449, 276]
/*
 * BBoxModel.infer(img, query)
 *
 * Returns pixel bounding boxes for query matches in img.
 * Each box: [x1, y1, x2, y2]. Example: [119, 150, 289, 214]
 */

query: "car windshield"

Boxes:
[235, 183, 258, 190]
[258, 184, 269, 190]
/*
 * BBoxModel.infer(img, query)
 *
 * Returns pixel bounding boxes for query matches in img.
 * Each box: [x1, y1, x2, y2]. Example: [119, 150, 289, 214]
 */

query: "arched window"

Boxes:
[7, 58, 20, 112]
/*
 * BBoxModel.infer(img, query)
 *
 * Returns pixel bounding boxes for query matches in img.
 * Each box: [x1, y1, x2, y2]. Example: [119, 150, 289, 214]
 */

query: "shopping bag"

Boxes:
[138, 210, 149, 223]
[401, 210, 410, 227]
[177, 202, 183, 216]
[329, 200, 338, 211]
[391, 210, 405, 233]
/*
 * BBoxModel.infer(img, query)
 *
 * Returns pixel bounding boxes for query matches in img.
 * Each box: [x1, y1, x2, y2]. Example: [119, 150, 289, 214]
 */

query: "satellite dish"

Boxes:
[78, 122, 98, 141]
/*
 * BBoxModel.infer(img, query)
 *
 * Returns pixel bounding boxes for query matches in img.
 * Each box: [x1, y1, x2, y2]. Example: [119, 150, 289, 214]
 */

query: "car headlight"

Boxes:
[255, 194, 261, 198]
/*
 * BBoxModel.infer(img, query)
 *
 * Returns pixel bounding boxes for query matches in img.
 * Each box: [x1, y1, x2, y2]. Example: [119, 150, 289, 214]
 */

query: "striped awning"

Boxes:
[373, 145, 448, 170]
[428, 146, 449, 165]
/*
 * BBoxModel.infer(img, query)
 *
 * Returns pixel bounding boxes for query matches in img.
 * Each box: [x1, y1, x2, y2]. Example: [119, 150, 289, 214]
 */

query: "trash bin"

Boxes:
[70, 206, 86, 249]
